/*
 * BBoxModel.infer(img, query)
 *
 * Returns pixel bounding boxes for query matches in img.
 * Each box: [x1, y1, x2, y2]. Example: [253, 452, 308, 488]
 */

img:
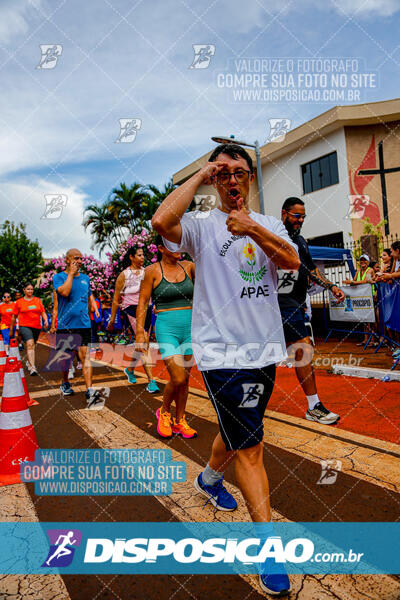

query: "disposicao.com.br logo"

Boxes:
[33, 525, 368, 574]
[83, 536, 313, 564]
[42, 529, 82, 568]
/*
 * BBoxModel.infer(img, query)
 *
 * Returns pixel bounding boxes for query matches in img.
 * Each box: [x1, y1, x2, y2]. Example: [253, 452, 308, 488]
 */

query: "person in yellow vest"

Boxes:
[343, 254, 375, 346]
[344, 254, 374, 287]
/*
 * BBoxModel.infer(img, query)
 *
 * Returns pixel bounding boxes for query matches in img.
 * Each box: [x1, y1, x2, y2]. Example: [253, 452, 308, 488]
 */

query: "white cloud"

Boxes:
[0, 0, 397, 212]
[0, 0, 43, 45]
[0, 178, 93, 258]
[209, 0, 400, 29]
[0, 0, 396, 182]
[330, 0, 400, 16]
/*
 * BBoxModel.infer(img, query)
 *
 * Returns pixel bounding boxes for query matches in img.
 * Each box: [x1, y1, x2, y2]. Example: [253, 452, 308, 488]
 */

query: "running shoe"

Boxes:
[28, 365, 38, 376]
[305, 402, 339, 425]
[259, 570, 291, 596]
[172, 415, 197, 438]
[85, 387, 108, 410]
[124, 368, 136, 384]
[194, 473, 237, 511]
[76, 362, 82, 370]
[60, 382, 74, 396]
[392, 348, 400, 358]
[146, 379, 160, 393]
[156, 408, 172, 438]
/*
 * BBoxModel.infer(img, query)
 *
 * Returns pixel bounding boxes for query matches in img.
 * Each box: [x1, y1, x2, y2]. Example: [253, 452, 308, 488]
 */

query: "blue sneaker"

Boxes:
[259, 572, 291, 596]
[194, 473, 237, 511]
[146, 379, 160, 393]
[60, 382, 74, 396]
[124, 368, 136, 384]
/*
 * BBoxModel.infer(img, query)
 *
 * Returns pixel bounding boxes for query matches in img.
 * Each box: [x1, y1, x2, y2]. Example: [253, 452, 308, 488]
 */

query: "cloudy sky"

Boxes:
[1, 0, 400, 257]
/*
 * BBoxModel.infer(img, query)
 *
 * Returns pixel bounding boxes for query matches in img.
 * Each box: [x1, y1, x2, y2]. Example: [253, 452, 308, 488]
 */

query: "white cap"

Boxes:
[360, 254, 370, 261]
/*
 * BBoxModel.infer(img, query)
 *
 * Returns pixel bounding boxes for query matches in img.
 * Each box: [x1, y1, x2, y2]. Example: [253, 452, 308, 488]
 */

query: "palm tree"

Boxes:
[144, 179, 176, 228]
[108, 182, 149, 234]
[82, 204, 118, 255]
[146, 179, 176, 205]
[83, 180, 177, 254]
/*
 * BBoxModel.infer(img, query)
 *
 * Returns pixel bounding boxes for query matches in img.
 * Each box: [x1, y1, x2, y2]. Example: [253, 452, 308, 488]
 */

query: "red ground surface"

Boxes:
[142, 347, 400, 446]
[38, 334, 400, 445]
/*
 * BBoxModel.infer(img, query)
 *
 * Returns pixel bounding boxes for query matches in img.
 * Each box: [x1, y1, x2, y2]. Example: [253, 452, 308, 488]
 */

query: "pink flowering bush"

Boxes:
[39, 230, 158, 300]
[113, 230, 158, 268]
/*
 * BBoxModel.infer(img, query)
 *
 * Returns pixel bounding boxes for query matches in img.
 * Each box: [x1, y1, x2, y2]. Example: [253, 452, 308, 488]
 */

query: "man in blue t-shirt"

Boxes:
[52, 248, 108, 409]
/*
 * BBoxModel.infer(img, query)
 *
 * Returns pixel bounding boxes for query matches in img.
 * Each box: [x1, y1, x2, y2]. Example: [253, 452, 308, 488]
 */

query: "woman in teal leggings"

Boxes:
[135, 236, 196, 439]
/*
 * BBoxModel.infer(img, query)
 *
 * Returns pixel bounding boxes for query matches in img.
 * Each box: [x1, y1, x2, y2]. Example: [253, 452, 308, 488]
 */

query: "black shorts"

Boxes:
[55, 328, 92, 350]
[122, 305, 152, 333]
[19, 326, 41, 343]
[280, 306, 309, 344]
[202, 365, 276, 451]
[44, 328, 91, 373]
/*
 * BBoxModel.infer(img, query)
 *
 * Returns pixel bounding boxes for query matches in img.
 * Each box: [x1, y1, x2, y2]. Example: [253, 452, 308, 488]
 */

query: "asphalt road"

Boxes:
[1, 343, 400, 600]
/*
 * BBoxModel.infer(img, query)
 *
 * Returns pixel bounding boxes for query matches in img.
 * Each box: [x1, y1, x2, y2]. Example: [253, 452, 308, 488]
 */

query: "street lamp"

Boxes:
[210, 135, 265, 215]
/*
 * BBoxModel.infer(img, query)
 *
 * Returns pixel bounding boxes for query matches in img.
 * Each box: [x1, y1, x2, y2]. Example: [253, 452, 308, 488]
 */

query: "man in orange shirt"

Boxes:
[0, 292, 16, 350]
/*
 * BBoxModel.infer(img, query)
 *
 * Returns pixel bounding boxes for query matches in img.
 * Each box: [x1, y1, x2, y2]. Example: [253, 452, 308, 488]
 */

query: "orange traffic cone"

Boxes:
[0, 356, 39, 486]
[9, 339, 39, 407]
[0, 339, 6, 386]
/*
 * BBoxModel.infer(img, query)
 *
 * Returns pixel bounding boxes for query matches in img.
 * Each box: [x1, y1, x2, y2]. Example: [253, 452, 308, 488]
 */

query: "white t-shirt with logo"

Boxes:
[164, 208, 298, 371]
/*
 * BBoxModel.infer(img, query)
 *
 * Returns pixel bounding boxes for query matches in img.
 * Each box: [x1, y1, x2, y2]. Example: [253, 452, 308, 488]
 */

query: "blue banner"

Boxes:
[20, 450, 186, 496]
[380, 282, 400, 333]
[0, 522, 399, 575]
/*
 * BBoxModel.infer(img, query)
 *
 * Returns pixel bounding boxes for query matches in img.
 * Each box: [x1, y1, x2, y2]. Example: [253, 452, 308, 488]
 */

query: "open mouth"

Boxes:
[228, 189, 239, 199]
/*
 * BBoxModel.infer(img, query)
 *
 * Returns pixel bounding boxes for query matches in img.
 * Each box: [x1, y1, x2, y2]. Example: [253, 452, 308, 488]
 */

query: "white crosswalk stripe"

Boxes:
[68, 406, 400, 600]
[0, 484, 71, 600]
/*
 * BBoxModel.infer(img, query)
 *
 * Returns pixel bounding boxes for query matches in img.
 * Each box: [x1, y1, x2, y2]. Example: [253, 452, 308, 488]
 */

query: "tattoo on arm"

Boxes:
[309, 268, 334, 290]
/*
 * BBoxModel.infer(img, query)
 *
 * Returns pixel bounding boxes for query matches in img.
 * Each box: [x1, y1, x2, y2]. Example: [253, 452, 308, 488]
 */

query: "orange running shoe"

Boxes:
[172, 415, 197, 439]
[156, 408, 172, 438]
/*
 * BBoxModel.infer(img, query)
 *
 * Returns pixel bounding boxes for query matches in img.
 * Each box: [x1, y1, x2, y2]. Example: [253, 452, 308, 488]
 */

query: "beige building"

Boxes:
[173, 98, 400, 243]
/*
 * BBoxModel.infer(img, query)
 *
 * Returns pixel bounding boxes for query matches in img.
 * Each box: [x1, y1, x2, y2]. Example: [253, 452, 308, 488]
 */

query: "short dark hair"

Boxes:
[208, 144, 253, 173]
[282, 197, 305, 212]
[392, 240, 400, 252]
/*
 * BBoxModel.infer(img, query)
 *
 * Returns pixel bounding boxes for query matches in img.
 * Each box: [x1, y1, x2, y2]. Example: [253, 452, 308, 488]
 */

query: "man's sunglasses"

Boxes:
[215, 170, 251, 184]
[287, 211, 307, 220]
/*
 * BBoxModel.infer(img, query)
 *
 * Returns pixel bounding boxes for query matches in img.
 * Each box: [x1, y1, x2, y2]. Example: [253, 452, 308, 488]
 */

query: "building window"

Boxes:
[301, 151, 339, 193]
[307, 231, 344, 248]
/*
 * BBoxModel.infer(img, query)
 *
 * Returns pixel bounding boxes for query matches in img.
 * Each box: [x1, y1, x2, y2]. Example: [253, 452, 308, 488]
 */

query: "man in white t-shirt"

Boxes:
[152, 144, 299, 597]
